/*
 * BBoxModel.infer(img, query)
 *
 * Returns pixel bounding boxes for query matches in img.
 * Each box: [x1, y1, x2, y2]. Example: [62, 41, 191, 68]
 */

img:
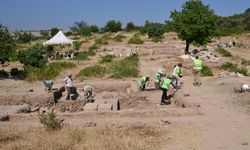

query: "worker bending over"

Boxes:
[138, 76, 149, 91]
[160, 75, 176, 105]
[172, 63, 183, 89]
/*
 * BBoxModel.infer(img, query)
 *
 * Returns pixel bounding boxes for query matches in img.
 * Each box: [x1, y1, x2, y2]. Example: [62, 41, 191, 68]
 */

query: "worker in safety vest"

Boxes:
[138, 76, 149, 91]
[83, 85, 94, 103]
[193, 56, 203, 86]
[154, 69, 163, 90]
[160, 75, 176, 105]
[172, 63, 183, 89]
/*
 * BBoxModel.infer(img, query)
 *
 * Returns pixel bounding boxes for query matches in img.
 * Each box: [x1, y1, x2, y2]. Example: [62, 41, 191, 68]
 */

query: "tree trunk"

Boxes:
[185, 41, 190, 55]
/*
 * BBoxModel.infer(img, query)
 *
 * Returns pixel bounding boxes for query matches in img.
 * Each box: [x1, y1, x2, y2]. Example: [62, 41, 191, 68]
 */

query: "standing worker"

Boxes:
[63, 74, 73, 100]
[138, 76, 149, 91]
[160, 75, 176, 105]
[83, 85, 94, 103]
[154, 69, 163, 90]
[172, 63, 183, 89]
[193, 56, 203, 86]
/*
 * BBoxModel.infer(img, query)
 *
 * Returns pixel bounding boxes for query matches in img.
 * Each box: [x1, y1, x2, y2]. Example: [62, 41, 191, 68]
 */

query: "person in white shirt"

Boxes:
[63, 74, 73, 100]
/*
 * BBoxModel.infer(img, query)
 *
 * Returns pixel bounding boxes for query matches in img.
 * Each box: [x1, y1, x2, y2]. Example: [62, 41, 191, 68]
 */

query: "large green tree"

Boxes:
[70, 21, 92, 36]
[50, 27, 59, 37]
[170, 0, 217, 54]
[0, 25, 15, 64]
[104, 20, 122, 33]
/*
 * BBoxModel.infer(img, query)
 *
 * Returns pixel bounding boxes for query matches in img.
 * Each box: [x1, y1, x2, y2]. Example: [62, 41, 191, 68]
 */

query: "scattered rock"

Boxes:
[160, 120, 171, 125]
[39, 107, 49, 114]
[241, 84, 250, 92]
[85, 121, 97, 127]
[16, 104, 30, 113]
[183, 93, 190, 97]
[218, 71, 244, 78]
[0, 114, 9, 121]
[179, 55, 190, 60]
[190, 49, 219, 63]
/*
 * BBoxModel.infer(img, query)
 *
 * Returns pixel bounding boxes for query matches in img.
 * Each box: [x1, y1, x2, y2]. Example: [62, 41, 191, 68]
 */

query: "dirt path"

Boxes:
[179, 76, 250, 150]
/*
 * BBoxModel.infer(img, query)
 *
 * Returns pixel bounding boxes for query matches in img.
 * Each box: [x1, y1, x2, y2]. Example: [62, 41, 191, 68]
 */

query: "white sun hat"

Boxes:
[158, 69, 163, 74]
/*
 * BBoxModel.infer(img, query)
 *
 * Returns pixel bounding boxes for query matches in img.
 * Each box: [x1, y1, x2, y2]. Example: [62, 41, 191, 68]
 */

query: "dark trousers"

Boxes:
[161, 88, 168, 102]
[140, 84, 146, 91]
[65, 86, 72, 100]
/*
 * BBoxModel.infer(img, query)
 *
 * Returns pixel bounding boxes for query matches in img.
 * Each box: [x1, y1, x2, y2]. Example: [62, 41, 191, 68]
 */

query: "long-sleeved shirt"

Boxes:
[63, 77, 73, 87]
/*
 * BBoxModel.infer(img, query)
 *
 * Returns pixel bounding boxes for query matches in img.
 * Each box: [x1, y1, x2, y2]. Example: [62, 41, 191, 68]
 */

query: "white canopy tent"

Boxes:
[43, 30, 75, 46]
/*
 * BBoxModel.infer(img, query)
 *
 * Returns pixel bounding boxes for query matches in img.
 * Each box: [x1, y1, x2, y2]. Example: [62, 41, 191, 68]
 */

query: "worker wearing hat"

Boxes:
[160, 74, 176, 105]
[154, 69, 163, 90]
[83, 84, 94, 103]
[63, 74, 73, 100]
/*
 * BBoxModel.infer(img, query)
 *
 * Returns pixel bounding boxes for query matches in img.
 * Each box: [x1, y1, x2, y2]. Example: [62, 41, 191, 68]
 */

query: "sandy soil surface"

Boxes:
[1, 34, 250, 150]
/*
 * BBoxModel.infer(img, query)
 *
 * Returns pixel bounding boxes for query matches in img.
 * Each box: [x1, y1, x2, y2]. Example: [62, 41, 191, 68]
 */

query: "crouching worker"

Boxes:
[154, 69, 163, 90]
[83, 85, 94, 103]
[138, 76, 149, 91]
[160, 75, 177, 105]
[44, 80, 54, 91]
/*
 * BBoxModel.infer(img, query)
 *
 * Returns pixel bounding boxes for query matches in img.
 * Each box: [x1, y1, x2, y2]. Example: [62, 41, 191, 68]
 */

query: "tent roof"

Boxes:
[43, 30, 75, 46]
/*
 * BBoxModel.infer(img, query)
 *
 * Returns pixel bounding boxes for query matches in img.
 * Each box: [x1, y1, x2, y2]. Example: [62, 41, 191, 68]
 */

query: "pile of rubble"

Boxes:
[190, 49, 219, 63]
[98, 46, 137, 57]
[218, 71, 244, 78]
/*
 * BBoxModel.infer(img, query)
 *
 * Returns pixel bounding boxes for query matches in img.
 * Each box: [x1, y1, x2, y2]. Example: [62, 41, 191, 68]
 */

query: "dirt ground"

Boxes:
[1, 33, 250, 150]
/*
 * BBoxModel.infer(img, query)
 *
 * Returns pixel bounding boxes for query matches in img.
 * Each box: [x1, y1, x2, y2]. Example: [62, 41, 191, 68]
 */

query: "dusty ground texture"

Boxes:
[0, 33, 250, 150]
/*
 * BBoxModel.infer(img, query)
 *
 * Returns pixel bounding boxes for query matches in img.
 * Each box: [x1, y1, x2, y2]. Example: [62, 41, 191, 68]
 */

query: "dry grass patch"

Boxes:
[0, 125, 167, 150]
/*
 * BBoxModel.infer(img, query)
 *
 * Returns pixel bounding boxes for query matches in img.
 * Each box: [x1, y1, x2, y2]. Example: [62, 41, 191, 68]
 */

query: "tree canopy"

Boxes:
[0, 25, 15, 64]
[103, 20, 122, 33]
[170, 0, 217, 54]
[18, 44, 47, 68]
[70, 21, 92, 36]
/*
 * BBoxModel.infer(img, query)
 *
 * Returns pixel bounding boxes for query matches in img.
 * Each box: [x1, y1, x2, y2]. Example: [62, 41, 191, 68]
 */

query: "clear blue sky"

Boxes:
[0, 0, 249, 30]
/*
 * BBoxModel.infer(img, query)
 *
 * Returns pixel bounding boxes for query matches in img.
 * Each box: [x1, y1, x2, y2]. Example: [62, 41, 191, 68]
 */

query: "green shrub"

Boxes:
[95, 37, 108, 45]
[88, 44, 97, 51]
[0, 70, 8, 78]
[241, 58, 250, 66]
[39, 112, 62, 130]
[152, 37, 162, 43]
[126, 22, 136, 32]
[68, 128, 86, 143]
[128, 34, 144, 44]
[215, 48, 232, 57]
[103, 20, 122, 33]
[110, 54, 139, 78]
[147, 23, 165, 39]
[113, 34, 126, 42]
[77, 54, 139, 79]
[99, 55, 113, 63]
[73, 41, 83, 50]
[24, 61, 76, 81]
[221, 62, 248, 76]
[77, 65, 107, 78]
[201, 66, 213, 76]
[18, 44, 47, 68]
